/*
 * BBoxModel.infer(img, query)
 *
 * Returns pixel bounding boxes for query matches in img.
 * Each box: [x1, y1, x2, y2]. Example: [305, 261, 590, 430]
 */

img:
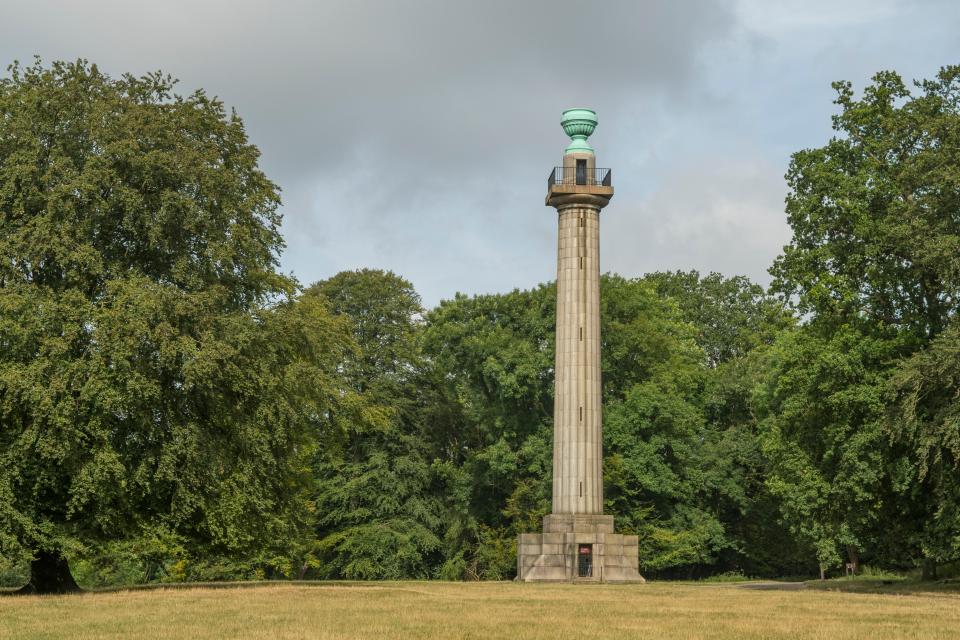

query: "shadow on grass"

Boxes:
[736, 582, 808, 591]
[803, 577, 960, 596]
[0, 580, 400, 597]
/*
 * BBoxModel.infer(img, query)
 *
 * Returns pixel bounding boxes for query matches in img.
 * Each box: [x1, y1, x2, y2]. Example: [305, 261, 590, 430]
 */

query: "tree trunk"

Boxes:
[16, 550, 81, 595]
[921, 559, 938, 582]
[846, 546, 859, 576]
[819, 563, 826, 581]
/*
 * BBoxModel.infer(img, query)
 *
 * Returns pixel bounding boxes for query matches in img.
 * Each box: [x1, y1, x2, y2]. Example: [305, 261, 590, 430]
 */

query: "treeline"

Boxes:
[1, 60, 959, 591]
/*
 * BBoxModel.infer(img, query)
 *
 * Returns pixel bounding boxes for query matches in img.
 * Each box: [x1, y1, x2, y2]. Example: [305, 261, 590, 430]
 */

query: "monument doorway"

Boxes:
[578, 544, 593, 577]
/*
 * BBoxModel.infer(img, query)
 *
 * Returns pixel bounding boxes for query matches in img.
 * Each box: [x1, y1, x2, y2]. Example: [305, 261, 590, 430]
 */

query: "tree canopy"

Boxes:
[0, 60, 353, 592]
[765, 66, 960, 577]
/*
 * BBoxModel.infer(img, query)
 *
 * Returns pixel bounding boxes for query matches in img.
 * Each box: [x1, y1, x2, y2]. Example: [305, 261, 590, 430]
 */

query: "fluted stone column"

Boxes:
[553, 204, 603, 515]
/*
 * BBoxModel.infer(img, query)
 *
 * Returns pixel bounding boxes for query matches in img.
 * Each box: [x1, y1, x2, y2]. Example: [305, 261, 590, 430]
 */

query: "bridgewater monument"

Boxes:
[517, 109, 644, 583]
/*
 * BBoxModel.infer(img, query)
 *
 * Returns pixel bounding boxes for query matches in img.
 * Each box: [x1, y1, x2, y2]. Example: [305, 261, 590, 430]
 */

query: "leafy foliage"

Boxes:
[766, 66, 960, 575]
[0, 60, 352, 588]
[306, 271, 447, 580]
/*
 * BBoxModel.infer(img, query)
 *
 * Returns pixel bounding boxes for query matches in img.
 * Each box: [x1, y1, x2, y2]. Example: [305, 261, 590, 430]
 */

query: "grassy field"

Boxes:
[2, 580, 959, 640]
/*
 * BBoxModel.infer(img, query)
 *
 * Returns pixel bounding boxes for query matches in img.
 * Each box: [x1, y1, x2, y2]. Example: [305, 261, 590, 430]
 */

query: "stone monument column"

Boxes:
[517, 109, 644, 583]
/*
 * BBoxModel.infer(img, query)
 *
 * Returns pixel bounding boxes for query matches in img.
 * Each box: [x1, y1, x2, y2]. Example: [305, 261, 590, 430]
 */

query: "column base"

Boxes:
[517, 514, 645, 583]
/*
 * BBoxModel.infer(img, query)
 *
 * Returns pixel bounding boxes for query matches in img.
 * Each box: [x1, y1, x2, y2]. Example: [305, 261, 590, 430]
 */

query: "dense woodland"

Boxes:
[1, 60, 959, 592]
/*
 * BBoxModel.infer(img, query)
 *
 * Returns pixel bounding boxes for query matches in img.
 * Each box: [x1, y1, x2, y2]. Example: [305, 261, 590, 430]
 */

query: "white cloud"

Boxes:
[603, 158, 791, 286]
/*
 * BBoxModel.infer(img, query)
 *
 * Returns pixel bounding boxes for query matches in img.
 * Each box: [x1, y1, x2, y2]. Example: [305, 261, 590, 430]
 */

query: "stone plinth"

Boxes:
[517, 515, 644, 583]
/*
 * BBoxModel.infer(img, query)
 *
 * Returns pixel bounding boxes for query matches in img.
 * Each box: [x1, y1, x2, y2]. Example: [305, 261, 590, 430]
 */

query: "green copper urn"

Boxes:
[561, 108, 597, 155]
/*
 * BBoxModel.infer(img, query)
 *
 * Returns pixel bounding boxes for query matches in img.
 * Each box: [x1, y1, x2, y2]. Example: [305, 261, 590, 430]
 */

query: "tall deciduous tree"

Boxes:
[422, 284, 556, 579]
[768, 66, 960, 577]
[641, 271, 808, 577]
[0, 60, 351, 592]
[305, 270, 448, 580]
[889, 320, 960, 575]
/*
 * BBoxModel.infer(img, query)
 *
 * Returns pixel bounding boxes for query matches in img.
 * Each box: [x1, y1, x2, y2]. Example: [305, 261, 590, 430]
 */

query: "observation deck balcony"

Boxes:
[546, 166, 614, 206]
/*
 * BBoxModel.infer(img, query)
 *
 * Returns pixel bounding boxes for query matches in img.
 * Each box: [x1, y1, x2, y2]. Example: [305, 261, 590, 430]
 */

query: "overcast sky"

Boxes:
[1, 1, 958, 306]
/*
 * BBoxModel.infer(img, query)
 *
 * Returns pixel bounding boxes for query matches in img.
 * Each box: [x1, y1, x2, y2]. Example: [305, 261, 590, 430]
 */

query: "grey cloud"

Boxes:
[0, 1, 737, 305]
[2, 1, 734, 174]
[2, 1, 958, 305]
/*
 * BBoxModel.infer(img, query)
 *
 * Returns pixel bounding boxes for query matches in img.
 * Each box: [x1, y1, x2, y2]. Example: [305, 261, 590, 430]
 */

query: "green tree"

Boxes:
[600, 275, 733, 576]
[771, 68, 960, 339]
[755, 325, 897, 577]
[305, 270, 448, 579]
[644, 271, 792, 367]
[768, 66, 960, 577]
[422, 284, 556, 578]
[0, 60, 351, 592]
[889, 320, 960, 575]
[639, 271, 808, 577]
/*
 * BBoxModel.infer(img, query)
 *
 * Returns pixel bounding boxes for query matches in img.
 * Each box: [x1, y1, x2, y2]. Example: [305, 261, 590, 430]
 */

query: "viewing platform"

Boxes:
[545, 166, 614, 207]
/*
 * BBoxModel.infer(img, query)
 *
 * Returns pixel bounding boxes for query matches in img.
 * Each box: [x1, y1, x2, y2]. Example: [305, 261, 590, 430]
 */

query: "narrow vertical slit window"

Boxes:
[579, 481, 583, 498]
[579, 256, 583, 270]
[579, 327, 583, 341]
[579, 406, 583, 422]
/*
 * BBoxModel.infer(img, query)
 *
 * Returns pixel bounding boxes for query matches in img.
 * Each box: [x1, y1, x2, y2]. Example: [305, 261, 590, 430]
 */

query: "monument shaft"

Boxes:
[553, 204, 602, 514]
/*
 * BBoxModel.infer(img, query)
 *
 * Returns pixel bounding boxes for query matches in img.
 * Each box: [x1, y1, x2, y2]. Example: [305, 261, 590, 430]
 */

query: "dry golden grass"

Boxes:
[2, 581, 959, 640]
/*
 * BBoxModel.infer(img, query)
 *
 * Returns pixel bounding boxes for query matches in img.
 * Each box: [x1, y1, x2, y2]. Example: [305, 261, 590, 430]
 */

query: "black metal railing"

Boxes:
[548, 166, 612, 188]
